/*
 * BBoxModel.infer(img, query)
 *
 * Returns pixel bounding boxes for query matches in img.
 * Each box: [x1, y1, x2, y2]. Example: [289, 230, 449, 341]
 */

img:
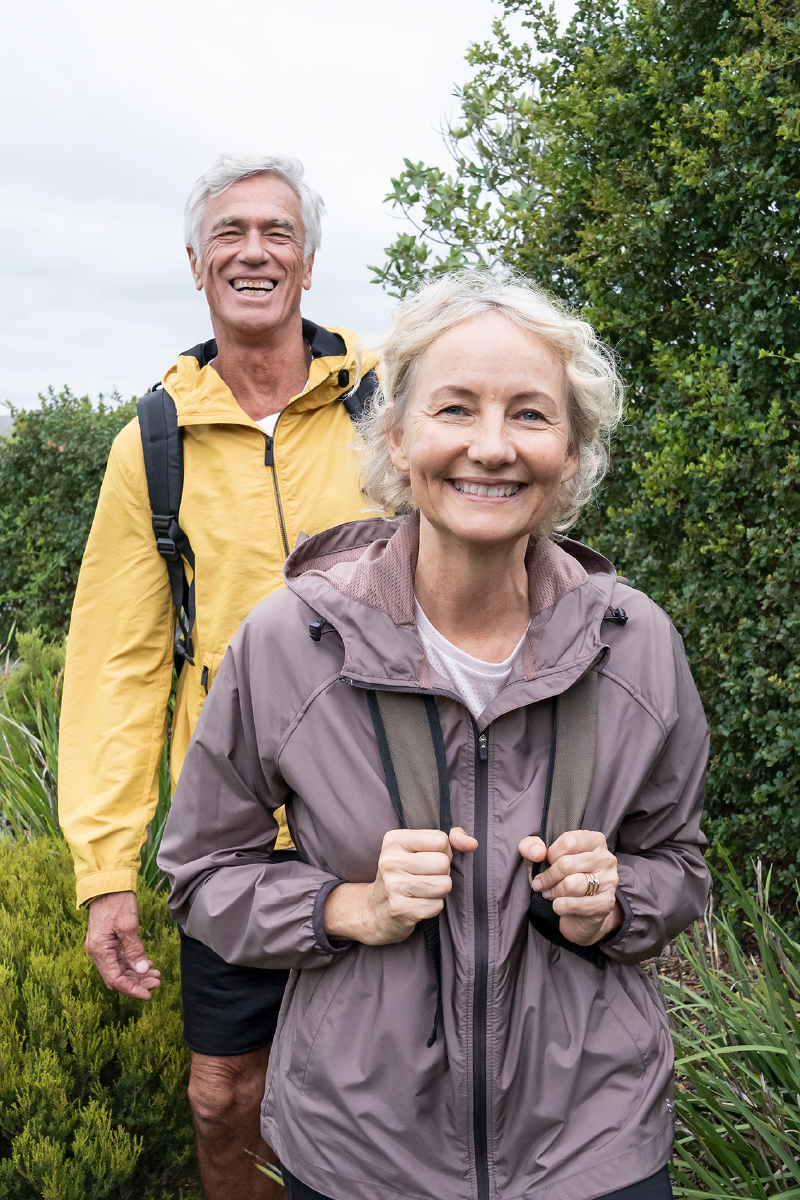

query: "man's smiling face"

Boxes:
[188, 174, 313, 342]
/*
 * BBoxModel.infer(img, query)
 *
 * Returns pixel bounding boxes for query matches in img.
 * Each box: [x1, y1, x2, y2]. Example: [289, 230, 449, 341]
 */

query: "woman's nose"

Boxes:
[467, 418, 516, 466]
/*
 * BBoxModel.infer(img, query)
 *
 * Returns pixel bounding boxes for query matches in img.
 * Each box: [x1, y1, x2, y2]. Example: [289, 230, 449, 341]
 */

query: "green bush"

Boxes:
[0, 389, 136, 645]
[664, 857, 800, 1198]
[375, 0, 800, 916]
[0, 838, 198, 1199]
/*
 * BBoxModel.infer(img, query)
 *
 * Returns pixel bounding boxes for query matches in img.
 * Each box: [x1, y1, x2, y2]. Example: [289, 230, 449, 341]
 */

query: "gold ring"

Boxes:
[585, 872, 600, 897]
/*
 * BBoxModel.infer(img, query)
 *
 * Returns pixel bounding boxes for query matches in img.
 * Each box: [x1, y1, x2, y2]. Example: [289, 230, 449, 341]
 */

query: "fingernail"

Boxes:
[135, 960, 149, 973]
[543, 890, 552, 899]
[532, 879, 542, 891]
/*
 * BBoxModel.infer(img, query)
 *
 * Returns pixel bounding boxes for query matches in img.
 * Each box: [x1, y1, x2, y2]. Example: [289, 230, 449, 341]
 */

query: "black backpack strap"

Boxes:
[341, 368, 379, 420]
[136, 387, 196, 673]
[366, 689, 451, 1046]
[528, 670, 605, 967]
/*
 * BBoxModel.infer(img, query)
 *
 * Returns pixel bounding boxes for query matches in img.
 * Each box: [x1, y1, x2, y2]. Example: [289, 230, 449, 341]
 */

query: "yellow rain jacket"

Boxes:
[60, 321, 376, 906]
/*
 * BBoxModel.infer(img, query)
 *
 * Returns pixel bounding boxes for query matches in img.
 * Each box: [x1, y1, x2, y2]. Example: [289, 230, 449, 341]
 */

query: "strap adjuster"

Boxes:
[152, 515, 180, 562]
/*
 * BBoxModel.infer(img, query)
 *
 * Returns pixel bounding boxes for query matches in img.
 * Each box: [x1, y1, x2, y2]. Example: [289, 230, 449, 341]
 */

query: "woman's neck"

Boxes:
[414, 516, 531, 662]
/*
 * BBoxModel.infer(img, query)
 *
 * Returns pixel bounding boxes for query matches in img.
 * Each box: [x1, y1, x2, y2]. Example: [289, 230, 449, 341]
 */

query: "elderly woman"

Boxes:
[159, 271, 710, 1200]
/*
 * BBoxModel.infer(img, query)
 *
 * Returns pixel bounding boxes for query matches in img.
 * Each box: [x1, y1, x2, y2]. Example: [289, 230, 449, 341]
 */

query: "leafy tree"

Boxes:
[375, 0, 800, 910]
[0, 389, 137, 645]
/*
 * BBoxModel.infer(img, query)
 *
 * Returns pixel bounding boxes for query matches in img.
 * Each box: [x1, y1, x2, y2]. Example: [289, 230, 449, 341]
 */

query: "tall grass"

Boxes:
[0, 643, 60, 839]
[665, 855, 800, 1199]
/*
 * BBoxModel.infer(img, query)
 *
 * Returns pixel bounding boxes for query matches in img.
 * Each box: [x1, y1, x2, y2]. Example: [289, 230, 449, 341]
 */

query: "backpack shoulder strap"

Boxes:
[136, 387, 196, 672]
[342, 368, 379, 420]
[543, 670, 598, 844]
[365, 689, 451, 1046]
[528, 669, 603, 967]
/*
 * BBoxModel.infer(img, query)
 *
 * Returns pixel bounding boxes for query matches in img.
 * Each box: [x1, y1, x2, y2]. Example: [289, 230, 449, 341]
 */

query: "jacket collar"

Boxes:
[285, 516, 619, 721]
[161, 319, 372, 428]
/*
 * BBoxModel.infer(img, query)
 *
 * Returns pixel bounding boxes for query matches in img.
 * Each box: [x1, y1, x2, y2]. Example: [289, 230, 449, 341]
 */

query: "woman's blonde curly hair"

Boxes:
[356, 270, 624, 534]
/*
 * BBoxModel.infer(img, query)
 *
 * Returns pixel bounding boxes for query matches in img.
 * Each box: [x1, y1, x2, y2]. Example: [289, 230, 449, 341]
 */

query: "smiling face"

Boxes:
[387, 312, 579, 549]
[187, 174, 313, 342]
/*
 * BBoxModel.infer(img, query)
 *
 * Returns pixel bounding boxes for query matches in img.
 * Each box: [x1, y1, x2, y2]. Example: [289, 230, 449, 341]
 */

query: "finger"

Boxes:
[449, 827, 478, 853]
[552, 893, 618, 920]
[116, 924, 152, 977]
[383, 828, 452, 856]
[533, 849, 616, 892]
[389, 874, 453, 903]
[546, 830, 606, 864]
[391, 851, 453, 877]
[518, 836, 547, 863]
[541, 869, 615, 900]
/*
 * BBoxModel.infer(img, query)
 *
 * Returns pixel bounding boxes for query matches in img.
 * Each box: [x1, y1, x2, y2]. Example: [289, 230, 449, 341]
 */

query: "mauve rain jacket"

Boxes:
[159, 516, 711, 1200]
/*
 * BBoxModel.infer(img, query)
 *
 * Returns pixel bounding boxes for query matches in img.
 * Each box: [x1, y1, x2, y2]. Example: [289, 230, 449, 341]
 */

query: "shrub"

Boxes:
[0, 389, 137, 645]
[663, 857, 800, 1197]
[0, 838, 198, 1199]
[374, 0, 800, 917]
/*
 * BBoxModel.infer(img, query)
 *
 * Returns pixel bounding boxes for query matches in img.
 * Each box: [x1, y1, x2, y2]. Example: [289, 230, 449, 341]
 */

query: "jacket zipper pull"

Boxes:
[200, 665, 209, 693]
[264, 435, 274, 466]
[478, 731, 488, 760]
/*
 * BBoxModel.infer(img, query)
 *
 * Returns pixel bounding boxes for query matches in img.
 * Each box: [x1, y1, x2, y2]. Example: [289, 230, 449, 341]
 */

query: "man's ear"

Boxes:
[187, 245, 204, 292]
[302, 252, 315, 292]
[386, 419, 409, 474]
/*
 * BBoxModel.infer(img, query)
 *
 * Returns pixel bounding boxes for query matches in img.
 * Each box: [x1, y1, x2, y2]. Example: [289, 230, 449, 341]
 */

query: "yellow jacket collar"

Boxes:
[161, 319, 377, 427]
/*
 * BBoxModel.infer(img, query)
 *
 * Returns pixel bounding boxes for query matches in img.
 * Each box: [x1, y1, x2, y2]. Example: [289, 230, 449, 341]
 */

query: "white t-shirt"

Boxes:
[415, 600, 528, 721]
[257, 411, 282, 438]
[255, 376, 310, 438]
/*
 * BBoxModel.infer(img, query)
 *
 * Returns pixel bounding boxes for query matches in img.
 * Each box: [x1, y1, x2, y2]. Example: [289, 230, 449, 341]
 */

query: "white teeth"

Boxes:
[453, 481, 521, 498]
[232, 280, 276, 292]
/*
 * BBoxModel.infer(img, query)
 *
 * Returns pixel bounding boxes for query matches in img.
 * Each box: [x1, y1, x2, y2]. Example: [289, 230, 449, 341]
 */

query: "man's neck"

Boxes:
[210, 317, 312, 421]
[414, 517, 531, 663]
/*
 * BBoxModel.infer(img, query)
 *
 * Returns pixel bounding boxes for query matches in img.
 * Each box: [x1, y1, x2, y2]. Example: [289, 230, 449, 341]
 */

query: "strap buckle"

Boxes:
[152, 514, 180, 562]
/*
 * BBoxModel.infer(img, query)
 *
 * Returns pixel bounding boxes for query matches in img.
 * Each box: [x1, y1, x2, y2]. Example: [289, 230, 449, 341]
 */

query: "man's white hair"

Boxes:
[183, 153, 325, 261]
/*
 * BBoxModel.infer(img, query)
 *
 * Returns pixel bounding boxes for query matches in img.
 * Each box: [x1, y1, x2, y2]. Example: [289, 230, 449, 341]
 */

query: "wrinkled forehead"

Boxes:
[200, 174, 304, 239]
[408, 314, 569, 406]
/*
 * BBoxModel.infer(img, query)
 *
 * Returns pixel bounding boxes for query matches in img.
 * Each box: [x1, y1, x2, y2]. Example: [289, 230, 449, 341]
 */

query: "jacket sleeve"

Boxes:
[157, 628, 349, 970]
[600, 625, 711, 965]
[59, 420, 175, 907]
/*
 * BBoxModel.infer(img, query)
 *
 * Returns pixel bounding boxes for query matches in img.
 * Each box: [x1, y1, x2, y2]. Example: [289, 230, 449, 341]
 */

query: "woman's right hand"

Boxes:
[323, 827, 477, 946]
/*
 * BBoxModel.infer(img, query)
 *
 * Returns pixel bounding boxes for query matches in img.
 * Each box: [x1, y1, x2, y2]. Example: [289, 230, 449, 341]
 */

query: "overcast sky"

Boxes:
[1, 0, 571, 409]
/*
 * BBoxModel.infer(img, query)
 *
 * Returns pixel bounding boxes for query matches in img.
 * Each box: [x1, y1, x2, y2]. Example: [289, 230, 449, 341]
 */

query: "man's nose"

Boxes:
[239, 229, 268, 263]
[468, 417, 516, 466]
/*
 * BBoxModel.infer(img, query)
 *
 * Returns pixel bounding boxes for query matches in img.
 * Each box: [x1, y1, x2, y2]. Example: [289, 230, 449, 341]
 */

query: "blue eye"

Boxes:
[520, 409, 544, 422]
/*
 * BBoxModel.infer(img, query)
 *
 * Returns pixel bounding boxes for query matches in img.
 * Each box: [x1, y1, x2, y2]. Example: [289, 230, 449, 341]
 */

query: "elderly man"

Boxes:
[59, 153, 377, 1200]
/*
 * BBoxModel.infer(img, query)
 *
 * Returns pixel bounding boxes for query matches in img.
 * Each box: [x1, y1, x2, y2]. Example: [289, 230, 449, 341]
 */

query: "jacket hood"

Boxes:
[161, 318, 376, 428]
[284, 516, 620, 722]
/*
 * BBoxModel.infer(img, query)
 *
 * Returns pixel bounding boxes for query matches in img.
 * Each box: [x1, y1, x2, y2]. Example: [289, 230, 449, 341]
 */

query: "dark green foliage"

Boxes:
[0, 389, 137, 645]
[665, 857, 800, 1197]
[0, 839, 199, 1199]
[375, 0, 800, 914]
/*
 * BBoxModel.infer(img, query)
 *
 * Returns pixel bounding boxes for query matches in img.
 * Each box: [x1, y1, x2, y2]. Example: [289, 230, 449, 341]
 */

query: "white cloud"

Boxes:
[1, 0, 572, 407]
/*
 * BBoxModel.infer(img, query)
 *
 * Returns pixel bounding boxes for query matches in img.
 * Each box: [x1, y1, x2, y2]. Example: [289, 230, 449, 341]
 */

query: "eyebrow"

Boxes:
[209, 215, 298, 235]
[429, 384, 556, 404]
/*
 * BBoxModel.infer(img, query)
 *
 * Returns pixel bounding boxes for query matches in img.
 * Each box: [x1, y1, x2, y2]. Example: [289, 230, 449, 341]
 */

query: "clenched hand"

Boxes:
[519, 830, 623, 946]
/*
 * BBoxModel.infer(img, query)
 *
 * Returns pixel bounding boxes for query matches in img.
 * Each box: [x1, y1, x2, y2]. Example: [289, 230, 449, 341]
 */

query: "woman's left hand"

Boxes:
[519, 831, 623, 946]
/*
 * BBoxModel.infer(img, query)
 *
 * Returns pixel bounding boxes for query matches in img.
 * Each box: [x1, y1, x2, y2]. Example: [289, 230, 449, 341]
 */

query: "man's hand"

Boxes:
[85, 891, 161, 1000]
[324, 827, 478, 946]
[519, 830, 623, 947]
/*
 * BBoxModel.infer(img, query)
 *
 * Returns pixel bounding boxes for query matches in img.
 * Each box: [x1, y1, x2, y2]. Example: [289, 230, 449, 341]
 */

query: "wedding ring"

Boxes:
[584, 872, 600, 897]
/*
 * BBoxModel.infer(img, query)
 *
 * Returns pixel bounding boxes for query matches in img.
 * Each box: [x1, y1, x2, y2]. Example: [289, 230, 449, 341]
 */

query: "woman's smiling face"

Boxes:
[387, 312, 579, 547]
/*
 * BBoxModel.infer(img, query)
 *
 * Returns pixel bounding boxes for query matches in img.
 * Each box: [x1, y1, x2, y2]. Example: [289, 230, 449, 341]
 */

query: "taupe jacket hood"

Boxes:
[160, 517, 710, 1200]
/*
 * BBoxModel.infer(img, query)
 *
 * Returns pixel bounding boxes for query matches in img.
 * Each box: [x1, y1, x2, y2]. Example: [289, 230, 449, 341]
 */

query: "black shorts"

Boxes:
[178, 851, 299, 1057]
[281, 1166, 673, 1200]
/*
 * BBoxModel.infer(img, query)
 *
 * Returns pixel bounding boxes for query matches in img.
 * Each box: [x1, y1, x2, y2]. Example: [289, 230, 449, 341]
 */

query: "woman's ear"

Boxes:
[561, 445, 580, 484]
[386, 420, 410, 474]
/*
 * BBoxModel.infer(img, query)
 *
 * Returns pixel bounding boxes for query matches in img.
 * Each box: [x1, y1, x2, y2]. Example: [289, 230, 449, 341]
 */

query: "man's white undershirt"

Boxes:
[415, 600, 528, 721]
[255, 376, 310, 439]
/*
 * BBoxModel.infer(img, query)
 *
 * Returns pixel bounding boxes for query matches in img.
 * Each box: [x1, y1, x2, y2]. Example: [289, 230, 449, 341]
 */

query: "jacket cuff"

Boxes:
[75, 868, 140, 909]
[312, 879, 352, 956]
[599, 887, 633, 950]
